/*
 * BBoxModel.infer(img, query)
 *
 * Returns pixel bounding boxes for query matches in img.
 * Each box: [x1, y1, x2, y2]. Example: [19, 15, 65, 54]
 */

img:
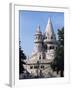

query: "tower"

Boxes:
[34, 25, 43, 52]
[34, 25, 43, 60]
[44, 18, 57, 60]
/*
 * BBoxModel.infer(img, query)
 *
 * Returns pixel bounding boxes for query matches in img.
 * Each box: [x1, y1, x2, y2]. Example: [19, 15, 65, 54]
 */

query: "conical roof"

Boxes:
[45, 18, 56, 40]
[45, 18, 54, 35]
[34, 24, 42, 43]
[35, 24, 42, 34]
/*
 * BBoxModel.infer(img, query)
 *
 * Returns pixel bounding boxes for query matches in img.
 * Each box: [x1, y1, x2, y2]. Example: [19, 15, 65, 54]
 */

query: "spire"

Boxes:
[35, 24, 42, 34]
[45, 18, 54, 35]
[34, 24, 42, 43]
[45, 17, 56, 40]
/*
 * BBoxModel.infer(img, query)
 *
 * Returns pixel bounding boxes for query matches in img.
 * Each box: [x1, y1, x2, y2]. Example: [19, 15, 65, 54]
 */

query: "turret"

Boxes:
[44, 18, 57, 60]
[34, 25, 43, 52]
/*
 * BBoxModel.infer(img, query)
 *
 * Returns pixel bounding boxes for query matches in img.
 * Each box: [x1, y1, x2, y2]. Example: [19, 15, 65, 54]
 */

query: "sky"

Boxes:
[19, 10, 64, 57]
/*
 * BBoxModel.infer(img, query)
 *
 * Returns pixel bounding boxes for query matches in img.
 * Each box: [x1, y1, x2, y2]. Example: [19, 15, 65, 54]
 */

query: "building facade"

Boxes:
[23, 18, 59, 78]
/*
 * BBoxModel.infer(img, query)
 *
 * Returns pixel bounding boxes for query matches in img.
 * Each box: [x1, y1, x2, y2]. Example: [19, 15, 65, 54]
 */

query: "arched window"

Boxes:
[39, 55, 41, 59]
[49, 46, 54, 49]
[30, 66, 33, 69]
[41, 65, 44, 68]
[45, 36, 47, 39]
[49, 46, 51, 49]
[34, 65, 39, 69]
[51, 36, 53, 39]
[43, 53, 45, 59]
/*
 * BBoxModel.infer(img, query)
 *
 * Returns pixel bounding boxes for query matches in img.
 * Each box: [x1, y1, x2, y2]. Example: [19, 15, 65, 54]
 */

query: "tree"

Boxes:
[19, 41, 27, 74]
[51, 27, 64, 77]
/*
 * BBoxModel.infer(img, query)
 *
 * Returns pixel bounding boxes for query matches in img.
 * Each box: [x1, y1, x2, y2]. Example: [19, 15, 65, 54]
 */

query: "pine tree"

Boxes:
[51, 27, 64, 77]
[19, 41, 27, 74]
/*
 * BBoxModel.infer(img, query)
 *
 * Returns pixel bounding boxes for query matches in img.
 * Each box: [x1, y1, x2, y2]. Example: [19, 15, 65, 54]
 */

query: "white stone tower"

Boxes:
[34, 25, 43, 60]
[44, 18, 57, 60]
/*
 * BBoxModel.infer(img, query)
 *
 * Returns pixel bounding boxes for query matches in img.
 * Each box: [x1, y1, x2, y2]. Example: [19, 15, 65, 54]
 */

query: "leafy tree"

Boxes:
[19, 41, 27, 74]
[51, 27, 64, 77]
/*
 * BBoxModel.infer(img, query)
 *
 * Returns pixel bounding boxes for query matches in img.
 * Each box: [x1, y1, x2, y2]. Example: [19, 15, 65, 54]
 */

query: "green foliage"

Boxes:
[19, 41, 27, 74]
[51, 27, 64, 77]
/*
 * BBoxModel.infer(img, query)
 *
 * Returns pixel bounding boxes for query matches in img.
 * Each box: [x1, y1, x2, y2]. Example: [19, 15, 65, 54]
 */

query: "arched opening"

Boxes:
[30, 66, 33, 69]
[43, 53, 45, 59]
[45, 36, 47, 39]
[39, 55, 41, 59]
[41, 65, 44, 69]
[49, 46, 54, 49]
[51, 36, 53, 39]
